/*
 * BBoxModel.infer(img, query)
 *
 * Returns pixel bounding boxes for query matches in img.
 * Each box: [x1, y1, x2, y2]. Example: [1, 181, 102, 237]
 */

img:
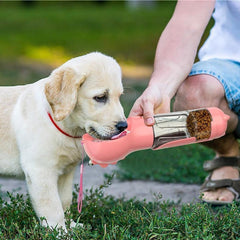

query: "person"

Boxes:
[129, 0, 240, 204]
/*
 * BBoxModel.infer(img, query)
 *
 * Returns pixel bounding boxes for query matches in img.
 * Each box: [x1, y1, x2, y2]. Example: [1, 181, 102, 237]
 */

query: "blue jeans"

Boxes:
[189, 58, 240, 137]
[190, 58, 240, 115]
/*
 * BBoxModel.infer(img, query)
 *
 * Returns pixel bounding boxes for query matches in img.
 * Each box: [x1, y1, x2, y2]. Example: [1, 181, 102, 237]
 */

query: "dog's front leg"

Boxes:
[24, 167, 66, 230]
[58, 166, 76, 212]
[58, 166, 81, 229]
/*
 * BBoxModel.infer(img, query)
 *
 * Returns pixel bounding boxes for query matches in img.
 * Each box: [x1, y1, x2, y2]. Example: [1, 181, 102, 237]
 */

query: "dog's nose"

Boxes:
[116, 121, 128, 132]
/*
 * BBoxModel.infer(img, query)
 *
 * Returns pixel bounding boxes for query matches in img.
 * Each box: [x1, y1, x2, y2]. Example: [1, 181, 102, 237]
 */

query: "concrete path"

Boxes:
[0, 164, 200, 204]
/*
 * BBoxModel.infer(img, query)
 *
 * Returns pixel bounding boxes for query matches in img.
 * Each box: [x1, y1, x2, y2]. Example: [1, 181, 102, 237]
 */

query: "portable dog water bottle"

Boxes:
[82, 107, 229, 167]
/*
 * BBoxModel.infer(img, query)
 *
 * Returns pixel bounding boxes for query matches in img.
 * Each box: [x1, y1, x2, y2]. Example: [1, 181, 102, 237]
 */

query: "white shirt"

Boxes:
[198, 0, 240, 62]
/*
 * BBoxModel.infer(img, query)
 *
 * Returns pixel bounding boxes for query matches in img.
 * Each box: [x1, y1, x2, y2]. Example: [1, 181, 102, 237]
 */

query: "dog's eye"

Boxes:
[93, 94, 107, 103]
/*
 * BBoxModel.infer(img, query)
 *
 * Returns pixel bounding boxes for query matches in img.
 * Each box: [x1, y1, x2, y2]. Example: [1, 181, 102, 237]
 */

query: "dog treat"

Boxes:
[186, 109, 212, 140]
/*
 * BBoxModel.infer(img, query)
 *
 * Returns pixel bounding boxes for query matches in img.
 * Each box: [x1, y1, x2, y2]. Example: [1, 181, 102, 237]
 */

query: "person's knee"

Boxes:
[174, 75, 225, 111]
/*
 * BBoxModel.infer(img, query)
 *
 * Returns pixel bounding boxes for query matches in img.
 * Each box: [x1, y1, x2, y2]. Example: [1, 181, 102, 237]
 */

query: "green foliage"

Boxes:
[0, 1, 213, 65]
[0, 191, 63, 239]
[0, 2, 176, 66]
[117, 144, 215, 184]
[0, 181, 240, 240]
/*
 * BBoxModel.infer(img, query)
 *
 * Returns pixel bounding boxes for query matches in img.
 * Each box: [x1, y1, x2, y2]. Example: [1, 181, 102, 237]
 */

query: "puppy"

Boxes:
[0, 52, 127, 230]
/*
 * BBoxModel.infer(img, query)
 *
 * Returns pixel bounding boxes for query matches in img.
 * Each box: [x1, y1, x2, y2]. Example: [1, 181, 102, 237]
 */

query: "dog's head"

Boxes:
[45, 52, 127, 140]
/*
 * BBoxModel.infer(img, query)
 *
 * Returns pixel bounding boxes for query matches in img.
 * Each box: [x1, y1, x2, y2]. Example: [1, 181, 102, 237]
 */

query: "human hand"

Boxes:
[129, 84, 171, 126]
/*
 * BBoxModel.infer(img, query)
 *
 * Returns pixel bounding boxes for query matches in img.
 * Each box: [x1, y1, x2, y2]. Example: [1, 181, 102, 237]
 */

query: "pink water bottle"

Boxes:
[82, 107, 229, 168]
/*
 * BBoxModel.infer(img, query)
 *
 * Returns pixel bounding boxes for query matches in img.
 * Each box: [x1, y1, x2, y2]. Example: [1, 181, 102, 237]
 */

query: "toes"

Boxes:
[202, 188, 235, 202]
[202, 190, 218, 201]
[217, 189, 235, 202]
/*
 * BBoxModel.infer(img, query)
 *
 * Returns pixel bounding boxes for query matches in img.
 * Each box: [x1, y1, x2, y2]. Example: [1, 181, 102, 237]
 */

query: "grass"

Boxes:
[0, 1, 177, 66]
[1, 179, 240, 240]
[116, 145, 214, 184]
[0, 1, 213, 66]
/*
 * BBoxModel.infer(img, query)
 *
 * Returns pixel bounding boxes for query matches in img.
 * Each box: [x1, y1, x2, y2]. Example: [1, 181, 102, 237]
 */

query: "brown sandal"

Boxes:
[200, 156, 240, 205]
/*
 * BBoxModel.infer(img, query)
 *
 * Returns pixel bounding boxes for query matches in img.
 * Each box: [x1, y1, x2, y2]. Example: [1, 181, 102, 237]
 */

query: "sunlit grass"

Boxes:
[24, 45, 71, 67]
[0, 1, 175, 66]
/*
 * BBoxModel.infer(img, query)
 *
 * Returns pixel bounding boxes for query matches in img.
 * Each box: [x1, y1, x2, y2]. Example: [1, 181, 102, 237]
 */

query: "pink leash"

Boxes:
[47, 112, 85, 214]
[78, 142, 85, 213]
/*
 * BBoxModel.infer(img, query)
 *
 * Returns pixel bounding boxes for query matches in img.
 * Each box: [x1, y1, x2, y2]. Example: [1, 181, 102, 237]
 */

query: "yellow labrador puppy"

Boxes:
[0, 52, 127, 230]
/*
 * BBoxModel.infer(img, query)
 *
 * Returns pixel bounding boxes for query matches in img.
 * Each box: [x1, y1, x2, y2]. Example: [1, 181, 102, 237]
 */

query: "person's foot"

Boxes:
[202, 166, 239, 202]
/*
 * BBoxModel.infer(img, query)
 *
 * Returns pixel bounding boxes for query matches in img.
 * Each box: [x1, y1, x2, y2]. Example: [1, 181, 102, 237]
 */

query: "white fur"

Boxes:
[0, 52, 126, 230]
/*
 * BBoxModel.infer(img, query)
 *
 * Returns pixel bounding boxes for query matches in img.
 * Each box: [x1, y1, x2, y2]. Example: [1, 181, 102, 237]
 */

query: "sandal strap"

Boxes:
[201, 178, 240, 198]
[203, 157, 240, 172]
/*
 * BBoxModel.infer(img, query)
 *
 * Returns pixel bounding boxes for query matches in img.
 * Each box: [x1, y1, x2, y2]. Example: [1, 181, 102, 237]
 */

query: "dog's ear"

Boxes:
[45, 67, 86, 121]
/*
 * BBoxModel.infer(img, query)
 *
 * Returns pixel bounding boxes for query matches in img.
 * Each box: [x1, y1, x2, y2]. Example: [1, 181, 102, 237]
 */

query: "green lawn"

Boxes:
[1, 181, 240, 239]
[0, 1, 177, 66]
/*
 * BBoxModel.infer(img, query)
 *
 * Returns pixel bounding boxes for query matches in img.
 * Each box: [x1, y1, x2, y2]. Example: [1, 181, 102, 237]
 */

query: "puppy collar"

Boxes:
[47, 112, 81, 139]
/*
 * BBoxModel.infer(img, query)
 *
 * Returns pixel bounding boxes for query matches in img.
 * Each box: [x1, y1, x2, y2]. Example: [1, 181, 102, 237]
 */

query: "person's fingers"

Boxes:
[129, 95, 155, 125]
[141, 100, 155, 126]
[129, 100, 154, 126]
[129, 86, 170, 126]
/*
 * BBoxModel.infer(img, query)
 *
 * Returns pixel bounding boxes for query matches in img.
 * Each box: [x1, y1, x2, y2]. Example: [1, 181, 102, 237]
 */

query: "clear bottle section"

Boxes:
[152, 109, 212, 149]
